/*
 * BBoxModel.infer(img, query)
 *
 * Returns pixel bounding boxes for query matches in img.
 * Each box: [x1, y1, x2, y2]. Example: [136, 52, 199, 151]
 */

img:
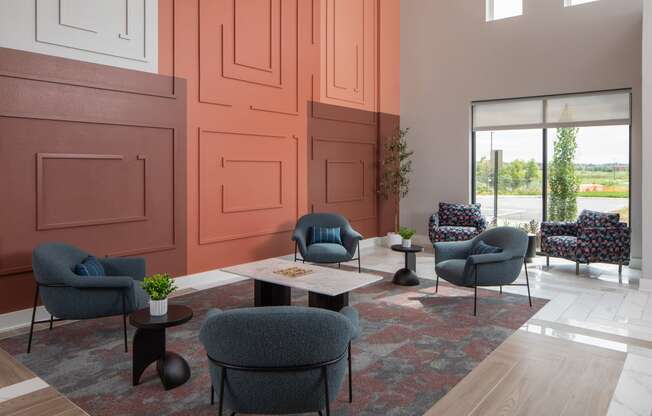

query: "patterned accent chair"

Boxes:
[541, 210, 631, 275]
[429, 202, 488, 244]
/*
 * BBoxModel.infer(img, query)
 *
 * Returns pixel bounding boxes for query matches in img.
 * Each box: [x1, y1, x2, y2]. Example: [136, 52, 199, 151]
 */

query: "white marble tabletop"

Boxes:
[222, 258, 383, 297]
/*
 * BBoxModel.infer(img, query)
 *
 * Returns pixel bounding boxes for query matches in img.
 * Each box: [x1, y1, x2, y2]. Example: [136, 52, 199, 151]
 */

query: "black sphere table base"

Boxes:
[130, 305, 193, 391]
[390, 244, 424, 286]
[393, 268, 420, 286]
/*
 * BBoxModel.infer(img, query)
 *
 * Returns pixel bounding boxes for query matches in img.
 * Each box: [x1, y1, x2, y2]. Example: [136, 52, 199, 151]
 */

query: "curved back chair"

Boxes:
[30, 242, 148, 353]
[434, 227, 530, 316]
[292, 213, 363, 272]
[199, 306, 356, 416]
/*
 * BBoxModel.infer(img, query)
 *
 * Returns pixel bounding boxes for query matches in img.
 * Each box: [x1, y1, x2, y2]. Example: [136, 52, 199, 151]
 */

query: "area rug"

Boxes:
[0, 271, 546, 416]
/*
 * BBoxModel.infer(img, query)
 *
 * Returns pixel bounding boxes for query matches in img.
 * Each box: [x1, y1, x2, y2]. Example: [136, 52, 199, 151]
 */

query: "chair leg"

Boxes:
[546, 256, 550, 268]
[348, 341, 353, 403]
[619, 263, 623, 275]
[357, 241, 361, 273]
[219, 368, 226, 416]
[294, 242, 298, 262]
[27, 284, 40, 354]
[473, 266, 478, 317]
[122, 292, 128, 353]
[322, 366, 330, 416]
[435, 274, 439, 293]
[576, 261, 580, 275]
[210, 385, 214, 405]
[49, 315, 54, 330]
[524, 259, 532, 308]
[338, 263, 341, 269]
[499, 286, 502, 295]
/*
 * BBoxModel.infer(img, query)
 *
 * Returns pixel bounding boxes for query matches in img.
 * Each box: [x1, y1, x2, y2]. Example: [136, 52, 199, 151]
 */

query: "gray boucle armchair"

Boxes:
[434, 227, 531, 316]
[199, 306, 359, 416]
[292, 213, 363, 272]
[29, 242, 149, 353]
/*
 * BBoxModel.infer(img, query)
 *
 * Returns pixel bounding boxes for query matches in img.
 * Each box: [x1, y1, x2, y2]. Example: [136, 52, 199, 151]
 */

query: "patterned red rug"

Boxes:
[0, 271, 546, 416]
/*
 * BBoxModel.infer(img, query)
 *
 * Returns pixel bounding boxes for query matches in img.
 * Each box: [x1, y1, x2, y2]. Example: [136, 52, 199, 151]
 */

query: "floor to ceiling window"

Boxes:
[472, 90, 631, 236]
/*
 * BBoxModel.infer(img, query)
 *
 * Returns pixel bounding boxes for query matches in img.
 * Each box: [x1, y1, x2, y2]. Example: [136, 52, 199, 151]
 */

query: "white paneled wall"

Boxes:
[0, 0, 157, 73]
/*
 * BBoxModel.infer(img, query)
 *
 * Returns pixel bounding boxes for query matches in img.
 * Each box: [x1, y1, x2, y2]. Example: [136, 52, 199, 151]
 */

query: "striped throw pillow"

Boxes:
[74, 256, 105, 277]
[309, 226, 343, 245]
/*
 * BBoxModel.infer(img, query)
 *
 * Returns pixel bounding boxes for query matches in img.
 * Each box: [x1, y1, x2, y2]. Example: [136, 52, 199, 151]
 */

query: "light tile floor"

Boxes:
[1, 241, 651, 415]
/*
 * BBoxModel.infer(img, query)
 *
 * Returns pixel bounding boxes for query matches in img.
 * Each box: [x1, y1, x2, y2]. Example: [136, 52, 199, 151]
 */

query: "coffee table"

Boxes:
[223, 258, 382, 311]
[391, 244, 424, 286]
[129, 305, 193, 390]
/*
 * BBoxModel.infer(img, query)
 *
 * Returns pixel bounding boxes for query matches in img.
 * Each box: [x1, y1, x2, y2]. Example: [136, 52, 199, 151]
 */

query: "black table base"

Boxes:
[309, 292, 349, 311]
[393, 268, 420, 286]
[132, 327, 191, 390]
[254, 281, 291, 307]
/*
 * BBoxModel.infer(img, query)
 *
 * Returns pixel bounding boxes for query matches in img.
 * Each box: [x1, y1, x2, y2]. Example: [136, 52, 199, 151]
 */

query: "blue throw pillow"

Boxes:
[309, 226, 342, 245]
[74, 256, 105, 277]
[471, 241, 502, 255]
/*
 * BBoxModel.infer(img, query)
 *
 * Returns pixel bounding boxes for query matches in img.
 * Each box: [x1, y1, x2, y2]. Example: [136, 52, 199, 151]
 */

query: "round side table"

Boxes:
[129, 304, 193, 390]
[391, 244, 424, 286]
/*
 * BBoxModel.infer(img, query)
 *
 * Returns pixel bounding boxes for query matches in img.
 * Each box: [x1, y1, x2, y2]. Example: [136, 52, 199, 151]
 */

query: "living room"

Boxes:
[0, 0, 651, 415]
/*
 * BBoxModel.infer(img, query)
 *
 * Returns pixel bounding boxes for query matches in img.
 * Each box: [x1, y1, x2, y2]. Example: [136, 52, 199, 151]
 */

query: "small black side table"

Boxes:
[391, 244, 424, 286]
[130, 304, 193, 390]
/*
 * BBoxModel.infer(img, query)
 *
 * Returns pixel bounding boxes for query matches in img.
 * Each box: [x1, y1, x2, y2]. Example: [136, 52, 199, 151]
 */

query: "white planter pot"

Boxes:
[387, 232, 402, 247]
[149, 298, 168, 316]
[402, 239, 412, 248]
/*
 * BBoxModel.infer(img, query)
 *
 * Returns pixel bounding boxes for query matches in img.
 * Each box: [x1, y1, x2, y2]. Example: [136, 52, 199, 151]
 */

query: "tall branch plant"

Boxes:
[379, 128, 413, 231]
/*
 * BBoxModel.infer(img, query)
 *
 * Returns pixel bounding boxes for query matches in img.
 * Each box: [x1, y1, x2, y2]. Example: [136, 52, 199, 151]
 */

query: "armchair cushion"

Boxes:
[577, 210, 620, 228]
[304, 243, 349, 263]
[438, 202, 483, 228]
[433, 226, 479, 243]
[309, 226, 342, 245]
[544, 236, 578, 259]
[74, 256, 105, 277]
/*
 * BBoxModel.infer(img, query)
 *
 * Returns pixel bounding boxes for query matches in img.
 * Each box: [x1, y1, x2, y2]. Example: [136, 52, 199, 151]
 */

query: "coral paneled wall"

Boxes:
[159, 0, 399, 273]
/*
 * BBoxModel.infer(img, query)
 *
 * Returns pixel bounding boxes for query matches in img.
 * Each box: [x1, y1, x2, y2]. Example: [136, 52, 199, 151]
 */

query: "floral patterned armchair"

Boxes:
[429, 202, 488, 243]
[541, 210, 630, 274]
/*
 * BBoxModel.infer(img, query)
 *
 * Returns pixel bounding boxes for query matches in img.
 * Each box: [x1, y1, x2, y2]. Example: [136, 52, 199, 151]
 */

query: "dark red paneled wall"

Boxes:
[0, 47, 187, 314]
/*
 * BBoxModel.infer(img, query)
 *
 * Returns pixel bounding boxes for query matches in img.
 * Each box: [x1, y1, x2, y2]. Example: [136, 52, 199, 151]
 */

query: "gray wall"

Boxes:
[401, 0, 643, 264]
[643, 0, 651, 286]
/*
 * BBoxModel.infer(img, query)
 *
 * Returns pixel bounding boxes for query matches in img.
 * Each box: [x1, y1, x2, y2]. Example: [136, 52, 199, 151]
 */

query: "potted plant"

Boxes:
[519, 220, 540, 263]
[141, 273, 177, 316]
[398, 227, 417, 248]
[378, 128, 414, 247]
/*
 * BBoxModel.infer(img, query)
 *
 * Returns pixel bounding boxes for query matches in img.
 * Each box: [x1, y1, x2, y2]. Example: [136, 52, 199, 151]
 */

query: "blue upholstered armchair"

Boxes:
[292, 213, 363, 272]
[429, 202, 488, 244]
[434, 227, 531, 316]
[199, 306, 360, 416]
[29, 243, 149, 353]
[541, 210, 631, 275]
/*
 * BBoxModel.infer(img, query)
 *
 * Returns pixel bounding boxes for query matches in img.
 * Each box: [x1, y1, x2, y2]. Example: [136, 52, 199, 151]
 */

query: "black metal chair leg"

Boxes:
[546, 256, 550, 268]
[473, 266, 478, 317]
[122, 292, 128, 353]
[435, 274, 439, 293]
[357, 241, 361, 273]
[318, 411, 324, 416]
[576, 261, 580, 275]
[499, 286, 502, 294]
[27, 284, 40, 354]
[322, 366, 330, 416]
[49, 315, 54, 330]
[348, 341, 353, 403]
[218, 368, 226, 416]
[524, 259, 532, 307]
[294, 242, 298, 262]
[338, 263, 341, 269]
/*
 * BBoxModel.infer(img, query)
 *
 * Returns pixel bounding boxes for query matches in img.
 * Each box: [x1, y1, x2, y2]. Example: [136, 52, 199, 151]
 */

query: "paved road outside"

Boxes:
[476, 195, 628, 225]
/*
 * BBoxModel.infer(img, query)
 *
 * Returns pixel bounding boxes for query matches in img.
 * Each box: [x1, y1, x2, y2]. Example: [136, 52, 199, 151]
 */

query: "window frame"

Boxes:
[486, 0, 523, 22]
[470, 89, 632, 228]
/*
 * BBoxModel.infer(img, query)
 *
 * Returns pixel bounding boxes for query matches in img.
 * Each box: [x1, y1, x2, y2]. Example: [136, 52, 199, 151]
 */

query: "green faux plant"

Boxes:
[398, 227, 416, 240]
[378, 128, 414, 232]
[141, 273, 177, 301]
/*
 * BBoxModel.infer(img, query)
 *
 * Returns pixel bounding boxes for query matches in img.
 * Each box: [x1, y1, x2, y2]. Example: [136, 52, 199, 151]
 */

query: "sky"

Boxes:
[475, 125, 630, 165]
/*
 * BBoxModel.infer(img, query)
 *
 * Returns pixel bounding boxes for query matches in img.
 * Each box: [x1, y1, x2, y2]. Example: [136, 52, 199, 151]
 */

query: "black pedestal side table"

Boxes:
[391, 244, 424, 286]
[130, 304, 193, 390]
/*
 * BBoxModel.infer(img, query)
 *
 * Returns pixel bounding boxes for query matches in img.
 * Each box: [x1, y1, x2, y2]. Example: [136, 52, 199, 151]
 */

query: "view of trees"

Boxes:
[548, 127, 579, 221]
[476, 157, 541, 195]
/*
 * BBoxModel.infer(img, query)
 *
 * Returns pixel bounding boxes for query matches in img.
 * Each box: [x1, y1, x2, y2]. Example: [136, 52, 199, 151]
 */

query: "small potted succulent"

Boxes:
[398, 227, 417, 248]
[141, 273, 177, 316]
